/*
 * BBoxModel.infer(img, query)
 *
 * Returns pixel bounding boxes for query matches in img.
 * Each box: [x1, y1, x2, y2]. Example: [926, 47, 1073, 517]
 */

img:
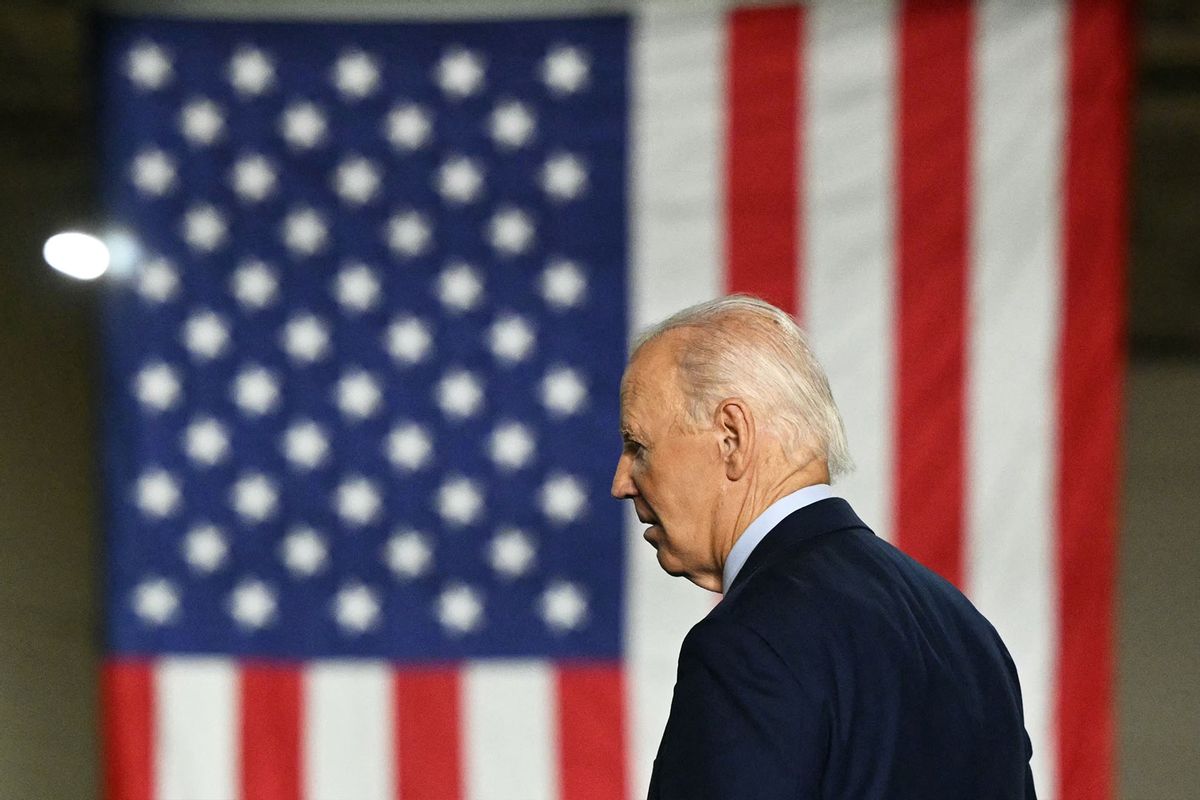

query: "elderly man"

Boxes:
[612, 296, 1035, 799]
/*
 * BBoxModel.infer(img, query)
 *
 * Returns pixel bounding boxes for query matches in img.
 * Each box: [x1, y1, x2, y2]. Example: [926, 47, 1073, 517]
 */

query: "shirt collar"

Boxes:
[721, 484, 836, 593]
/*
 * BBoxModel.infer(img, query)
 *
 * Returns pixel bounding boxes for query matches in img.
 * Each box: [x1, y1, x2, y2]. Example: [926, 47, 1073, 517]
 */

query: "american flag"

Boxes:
[98, 3, 1128, 799]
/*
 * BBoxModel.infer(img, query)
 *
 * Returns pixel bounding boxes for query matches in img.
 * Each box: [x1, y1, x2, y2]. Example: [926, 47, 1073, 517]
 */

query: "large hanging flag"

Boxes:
[97, 2, 1129, 799]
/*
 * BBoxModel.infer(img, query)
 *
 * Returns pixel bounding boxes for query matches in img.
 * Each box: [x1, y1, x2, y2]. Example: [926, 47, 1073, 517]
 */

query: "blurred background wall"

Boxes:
[0, 1, 1194, 798]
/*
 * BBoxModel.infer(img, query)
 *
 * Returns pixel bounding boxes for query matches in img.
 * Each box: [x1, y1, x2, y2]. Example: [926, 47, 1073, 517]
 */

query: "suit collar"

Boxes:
[722, 484, 836, 592]
[723, 498, 870, 595]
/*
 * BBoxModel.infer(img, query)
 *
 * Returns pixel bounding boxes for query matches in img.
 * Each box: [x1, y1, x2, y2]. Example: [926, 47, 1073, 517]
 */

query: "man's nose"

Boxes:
[611, 452, 636, 499]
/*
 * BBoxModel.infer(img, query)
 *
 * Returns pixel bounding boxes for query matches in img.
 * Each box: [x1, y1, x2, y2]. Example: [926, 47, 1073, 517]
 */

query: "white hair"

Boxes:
[633, 294, 853, 479]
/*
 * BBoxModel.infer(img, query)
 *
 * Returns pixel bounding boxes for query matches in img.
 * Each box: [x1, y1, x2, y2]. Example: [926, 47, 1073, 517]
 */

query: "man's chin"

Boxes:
[642, 527, 694, 578]
[654, 547, 689, 578]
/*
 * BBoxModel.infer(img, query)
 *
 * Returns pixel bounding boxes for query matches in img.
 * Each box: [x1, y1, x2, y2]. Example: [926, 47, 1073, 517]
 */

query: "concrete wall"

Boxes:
[0, 1, 1196, 798]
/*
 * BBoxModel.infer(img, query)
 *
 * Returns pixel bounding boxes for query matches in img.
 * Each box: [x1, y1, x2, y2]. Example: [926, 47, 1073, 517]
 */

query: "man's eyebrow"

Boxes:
[620, 424, 645, 442]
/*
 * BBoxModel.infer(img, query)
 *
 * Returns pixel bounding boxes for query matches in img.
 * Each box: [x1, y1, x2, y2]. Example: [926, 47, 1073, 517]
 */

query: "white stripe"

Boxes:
[627, 7, 726, 796]
[305, 661, 394, 800]
[155, 658, 237, 800]
[463, 661, 556, 800]
[629, 6, 725, 329]
[969, 2, 1064, 798]
[802, 1, 897, 540]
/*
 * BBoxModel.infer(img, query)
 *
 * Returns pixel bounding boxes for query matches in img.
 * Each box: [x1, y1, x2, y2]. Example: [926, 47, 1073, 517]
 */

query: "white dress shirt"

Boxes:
[721, 484, 837, 594]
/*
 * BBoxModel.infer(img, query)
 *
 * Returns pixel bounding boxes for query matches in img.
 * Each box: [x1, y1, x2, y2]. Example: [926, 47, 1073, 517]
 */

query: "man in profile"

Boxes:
[612, 295, 1036, 799]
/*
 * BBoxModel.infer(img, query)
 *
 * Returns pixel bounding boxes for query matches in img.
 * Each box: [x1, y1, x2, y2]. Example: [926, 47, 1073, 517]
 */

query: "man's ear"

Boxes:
[715, 398, 753, 481]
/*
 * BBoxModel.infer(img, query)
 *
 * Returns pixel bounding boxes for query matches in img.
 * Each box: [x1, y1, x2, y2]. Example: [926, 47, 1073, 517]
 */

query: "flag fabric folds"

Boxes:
[98, 2, 1129, 799]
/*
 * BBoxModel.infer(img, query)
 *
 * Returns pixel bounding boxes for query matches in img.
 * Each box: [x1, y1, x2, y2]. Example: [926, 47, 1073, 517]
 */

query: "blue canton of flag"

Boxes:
[100, 15, 629, 662]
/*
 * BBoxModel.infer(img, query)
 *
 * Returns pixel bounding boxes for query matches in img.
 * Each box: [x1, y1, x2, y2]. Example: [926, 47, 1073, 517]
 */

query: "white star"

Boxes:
[333, 262, 381, 313]
[230, 154, 277, 202]
[281, 420, 329, 470]
[130, 149, 176, 196]
[182, 309, 229, 360]
[133, 361, 181, 411]
[230, 259, 279, 309]
[231, 472, 278, 522]
[333, 582, 380, 634]
[539, 580, 589, 633]
[540, 152, 588, 202]
[436, 583, 484, 635]
[435, 47, 486, 98]
[279, 102, 328, 150]
[183, 417, 230, 466]
[106, 229, 140, 271]
[539, 473, 588, 524]
[228, 46, 274, 96]
[435, 155, 484, 205]
[132, 577, 179, 626]
[541, 366, 588, 417]
[335, 476, 382, 527]
[488, 100, 536, 149]
[437, 476, 484, 527]
[384, 529, 433, 580]
[281, 526, 328, 577]
[384, 103, 433, 151]
[281, 313, 331, 364]
[384, 315, 433, 365]
[182, 204, 228, 252]
[385, 422, 433, 472]
[541, 45, 590, 96]
[232, 365, 280, 416]
[182, 524, 228, 573]
[436, 369, 484, 420]
[332, 49, 380, 99]
[335, 369, 383, 421]
[487, 207, 535, 256]
[386, 210, 432, 258]
[488, 527, 536, 579]
[126, 41, 172, 90]
[539, 258, 587, 310]
[281, 207, 328, 256]
[488, 313, 536, 364]
[179, 98, 224, 146]
[488, 422, 536, 472]
[229, 579, 277, 631]
[135, 469, 181, 519]
[137, 258, 180, 303]
[333, 156, 382, 206]
[436, 261, 484, 313]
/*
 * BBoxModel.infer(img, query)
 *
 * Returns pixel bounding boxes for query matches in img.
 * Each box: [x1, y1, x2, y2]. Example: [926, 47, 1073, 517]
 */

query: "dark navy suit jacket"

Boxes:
[648, 498, 1036, 799]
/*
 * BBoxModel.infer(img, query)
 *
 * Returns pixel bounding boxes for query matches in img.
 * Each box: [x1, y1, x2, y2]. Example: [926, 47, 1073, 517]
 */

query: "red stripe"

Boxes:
[894, 0, 972, 588]
[726, 5, 803, 316]
[557, 664, 627, 800]
[1058, 2, 1130, 798]
[102, 660, 154, 800]
[240, 662, 302, 800]
[395, 668, 462, 800]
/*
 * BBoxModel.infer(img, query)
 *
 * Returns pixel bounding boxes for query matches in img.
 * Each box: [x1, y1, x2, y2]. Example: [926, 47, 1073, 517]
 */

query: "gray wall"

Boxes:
[1120, 363, 1200, 799]
[1121, 6, 1200, 794]
[0, 5, 98, 798]
[0, 1, 1196, 798]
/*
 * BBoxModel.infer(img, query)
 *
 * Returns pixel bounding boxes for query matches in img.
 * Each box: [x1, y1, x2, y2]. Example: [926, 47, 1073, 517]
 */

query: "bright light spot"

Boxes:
[43, 232, 109, 280]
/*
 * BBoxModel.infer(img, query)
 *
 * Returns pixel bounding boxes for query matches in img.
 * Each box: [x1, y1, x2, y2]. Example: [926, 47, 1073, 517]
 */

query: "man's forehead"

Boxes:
[620, 335, 681, 416]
